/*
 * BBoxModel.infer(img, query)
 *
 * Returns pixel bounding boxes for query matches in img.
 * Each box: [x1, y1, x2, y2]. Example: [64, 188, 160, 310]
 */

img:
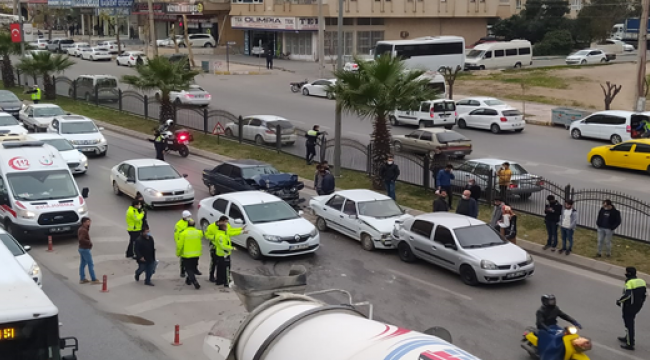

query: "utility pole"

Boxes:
[318, 0, 324, 78]
[147, 0, 157, 57]
[634, 0, 650, 111]
[18, 1, 25, 57]
[182, 14, 195, 67]
[333, 0, 343, 177]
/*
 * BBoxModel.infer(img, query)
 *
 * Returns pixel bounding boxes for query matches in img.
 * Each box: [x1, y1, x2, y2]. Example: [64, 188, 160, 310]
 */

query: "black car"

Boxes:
[167, 54, 190, 70]
[0, 90, 23, 119]
[202, 160, 305, 207]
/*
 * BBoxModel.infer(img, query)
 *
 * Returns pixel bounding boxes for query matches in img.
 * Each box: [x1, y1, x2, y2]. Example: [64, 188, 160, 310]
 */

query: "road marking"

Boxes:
[125, 293, 240, 315]
[160, 320, 215, 342]
[593, 341, 646, 360]
[387, 269, 472, 301]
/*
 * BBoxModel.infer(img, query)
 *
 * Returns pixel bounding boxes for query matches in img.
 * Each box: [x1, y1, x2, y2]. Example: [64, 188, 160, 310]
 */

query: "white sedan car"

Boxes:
[157, 35, 184, 47]
[0, 112, 27, 135]
[116, 51, 147, 67]
[110, 159, 195, 207]
[81, 47, 112, 61]
[28, 133, 88, 174]
[301, 79, 336, 99]
[457, 107, 525, 134]
[155, 85, 211, 106]
[67, 43, 90, 57]
[0, 229, 42, 287]
[224, 115, 298, 146]
[19, 103, 67, 132]
[197, 191, 319, 260]
[565, 49, 608, 65]
[47, 115, 108, 156]
[455, 97, 510, 115]
[310, 189, 404, 251]
[23, 49, 49, 59]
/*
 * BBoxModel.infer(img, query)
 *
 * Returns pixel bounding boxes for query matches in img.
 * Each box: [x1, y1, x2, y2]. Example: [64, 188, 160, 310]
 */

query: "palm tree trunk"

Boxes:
[43, 74, 55, 100]
[159, 99, 174, 124]
[371, 115, 392, 189]
[1, 55, 15, 88]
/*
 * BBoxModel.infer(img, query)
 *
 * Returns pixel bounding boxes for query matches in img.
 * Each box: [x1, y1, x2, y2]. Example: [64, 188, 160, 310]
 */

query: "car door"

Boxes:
[246, 118, 262, 141]
[20, 106, 32, 125]
[124, 165, 138, 197]
[339, 199, 361, 239]
[416, 131, 435, 154]
[311, 80, 326, 96]
[232, 118, 249, 138]
[431, 225, 461, 271]
[395, 102, 420, 124]
[117, 53, 127, 64]
[226, 202, 247, 246]
[227, 165, 248, 192]
[113, 163, 129, 192]
[457, 99, 480, 115]
[321, 195, 346, 233]
[579, 114, 603, 138]
[416, 101, 432, 125]
[464, 109, 484, 128]
[588, 50, 602, 64]
[211, 163, 234, 194]
[401, 130, 423, 151]
[600, 115, 627, 141]
[472, 163, 492, 190]
[205, 198, 228, 227]
[631, 143, 650, 170]
[452, 161, 477, 187]
[481, 108, 499, 129]
[606, 143, 634, 168]
[407, 219, 436, 263]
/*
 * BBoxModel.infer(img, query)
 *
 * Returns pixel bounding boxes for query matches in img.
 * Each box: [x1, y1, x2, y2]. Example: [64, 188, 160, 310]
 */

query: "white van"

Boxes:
[390, 99, 457, 129]
[0, 141, 89, 240]
[464, 40, 532, 70]
[569, 110, 648, 144]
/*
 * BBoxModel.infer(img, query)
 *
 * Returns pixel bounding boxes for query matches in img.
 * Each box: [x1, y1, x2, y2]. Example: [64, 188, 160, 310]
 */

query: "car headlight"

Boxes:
[525, 253, 533, 265]
[187, 184, 193, 190]
[77, 204, 87, 214]
[480, 260, 497, 270]
[263, 235, 282, 242]
[309, 228, 318, 238]
[381, 233, 391, 240]
[16, 208, 35, 219]
[30, 263, 40, 277]
[99, 137, 107, 144]
[144, 188, 162, 197]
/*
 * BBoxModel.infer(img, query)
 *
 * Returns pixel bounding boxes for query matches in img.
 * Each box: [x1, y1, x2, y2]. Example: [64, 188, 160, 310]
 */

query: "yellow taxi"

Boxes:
[588, 139, 650, 173]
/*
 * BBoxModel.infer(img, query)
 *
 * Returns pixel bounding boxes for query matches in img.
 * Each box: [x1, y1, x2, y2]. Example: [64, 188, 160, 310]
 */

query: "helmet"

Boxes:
[165, 119, 174, 127]
[541, 294, 556, 307]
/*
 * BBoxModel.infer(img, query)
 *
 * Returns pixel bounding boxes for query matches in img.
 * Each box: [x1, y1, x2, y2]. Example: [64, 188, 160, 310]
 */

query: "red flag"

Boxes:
[10, 23, 21, 43]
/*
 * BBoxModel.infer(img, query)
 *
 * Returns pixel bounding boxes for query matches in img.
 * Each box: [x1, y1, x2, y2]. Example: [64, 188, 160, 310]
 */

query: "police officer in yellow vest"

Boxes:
[176, 219, 204, 289]
[125, 200, 145, 258]
[174, 210, 193, 278]
[617, 266, 647, 350]
[26, 85, 41, 104]
[205, 216, 245, 286]
[305, 125, 322, 165]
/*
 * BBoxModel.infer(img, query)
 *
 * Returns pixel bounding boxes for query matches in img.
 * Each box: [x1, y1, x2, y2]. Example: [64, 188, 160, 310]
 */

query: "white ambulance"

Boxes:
[0, 141, 89, 240]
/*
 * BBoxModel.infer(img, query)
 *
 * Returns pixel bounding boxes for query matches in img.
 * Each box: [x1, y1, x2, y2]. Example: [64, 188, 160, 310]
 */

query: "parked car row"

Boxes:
[156, 33, 216, 48]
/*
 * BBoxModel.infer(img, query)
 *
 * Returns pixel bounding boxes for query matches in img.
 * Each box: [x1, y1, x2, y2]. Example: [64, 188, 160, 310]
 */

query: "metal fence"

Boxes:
[17, 71, 650, 243]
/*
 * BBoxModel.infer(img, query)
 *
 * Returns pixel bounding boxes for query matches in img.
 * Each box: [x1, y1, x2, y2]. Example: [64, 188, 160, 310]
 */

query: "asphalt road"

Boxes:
[27, 130, 650, 360]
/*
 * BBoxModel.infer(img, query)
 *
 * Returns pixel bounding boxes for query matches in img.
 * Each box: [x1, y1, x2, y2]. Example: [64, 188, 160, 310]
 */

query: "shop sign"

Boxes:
[98, 0, 133, 8]
[131, 2, 165, 14]
[95, 7, 130, 16]
[47, 0, 73, 6]
[231, 16, 318, 31]
[166, 2, 203, 14]
[71, 0, 99, 7]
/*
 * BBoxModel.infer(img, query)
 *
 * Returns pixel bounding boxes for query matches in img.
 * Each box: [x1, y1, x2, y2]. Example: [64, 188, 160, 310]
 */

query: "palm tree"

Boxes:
[28, 51, 75, 100]
[329, 55, 440, 188]
[122, 56, 200, 122]
[16, 57, 40, 86]
[0, 32, 23, 88]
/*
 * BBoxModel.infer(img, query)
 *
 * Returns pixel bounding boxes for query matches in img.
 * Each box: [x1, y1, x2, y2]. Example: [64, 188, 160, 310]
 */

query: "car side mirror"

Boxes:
[81, 187, 89, 198]
[349, 214, 358, 219]
[298, 210, 304, 216]
[66, 112, 71, 115]
[24, 245, 31, 252]
[126, 178, 135, 183]
[444, 243, 457, 250]
[98, 127, 104, 131]
[183, 174, 188, 178]
[233, 218, 244, 225]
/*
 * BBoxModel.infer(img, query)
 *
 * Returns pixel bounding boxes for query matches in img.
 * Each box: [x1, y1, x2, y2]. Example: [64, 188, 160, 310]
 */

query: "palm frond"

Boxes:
[121, 56, 200, 97]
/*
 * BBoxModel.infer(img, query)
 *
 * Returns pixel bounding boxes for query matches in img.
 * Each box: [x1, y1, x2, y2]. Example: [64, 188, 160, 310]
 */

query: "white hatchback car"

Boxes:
[392, 212, 534, 285]
[224, 115, 298, 146]
[81, 47, 112, 61]
[28, 133, 88, 175]
[110, 159, 194, 207]
[155, 85, 211, 107]
[565, 49, 608, 65]
[309, 189, 405, 251]
[301, 79, 336, 99]
[67, 43, 90, 57]
[19, 103, 67, 132]
[47, 115, 108, 156]
[455, 97, 510, 115]
[0, 112, 28, 135]
[197, 191, 319, 260]
[457, 107, 525, 134]
[0, 229, 42, 287]
[116, 51, 147, 67]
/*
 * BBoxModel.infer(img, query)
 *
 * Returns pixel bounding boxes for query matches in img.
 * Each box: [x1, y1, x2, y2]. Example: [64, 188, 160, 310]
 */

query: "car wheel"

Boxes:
[571, 128, 581, 139]
[90, 56, 94, 61]
[98, 150, 107, 157]
[490, 124, 501, 134]
[85, 93, 91, 102]
[360, 233, 375, 251]
[397, 242, 416, 263]
[460, 265, 479, 286]
[580, 60, 587, 65]
[444, 125, 454, 130]
[4, 220, 21, 241]
[208, 184, 218, 196]
[389, 115, 399, 126]
[600, 58, 607, 63]
[591, 155, 606, 169]
[479, 65, 485, 70]
[224, 128, 233, 137]
[458, 119, 467, 129]
[247, 238, 263, 260]
[393, 141, 403, 152]
[116, 60, 120, 66]
[200, 219, 210, 232]
[611, 134, 623, 144]
[647, 165, 650, 175]
[514, 62, 522, 69]
[316, 217, 328, 231]
[327, 92, 334, 100]
[302, 88, 310, 96]
[112, 181, 122, 196]
[255, 135, 265, 146]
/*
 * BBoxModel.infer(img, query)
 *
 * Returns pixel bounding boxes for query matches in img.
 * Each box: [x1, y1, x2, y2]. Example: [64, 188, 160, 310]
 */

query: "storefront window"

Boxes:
[324, 31, 352, 56]
[356, 31, 384, 55]
[285, 32, 313, 56]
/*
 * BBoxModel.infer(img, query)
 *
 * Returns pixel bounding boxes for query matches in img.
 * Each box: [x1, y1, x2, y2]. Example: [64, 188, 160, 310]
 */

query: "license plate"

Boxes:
[289, 244, 309, 251]
[282, 136, 291, 140]
[506, 271, 526, 279]
[50, 226, 71, 233]
[167, 196, 183, 201]
[195, 95, 203, 98]
[179, 140, 189, 145]
[454, 151, 464, 155]
[81, 148, 94, 152]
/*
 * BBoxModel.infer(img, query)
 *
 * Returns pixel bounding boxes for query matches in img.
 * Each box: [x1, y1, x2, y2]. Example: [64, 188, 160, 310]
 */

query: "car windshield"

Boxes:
[61, 121, 98, 134]
[7, 170, 78, 201]
[241, 165, 280, 179]
[358, 199, 403, 218]
[42, 138, 75, 151]
[436, 132, 468, 143]
[96, 78, 117, 88]
[243, 201, 299, 224]
[0, 92, 19, 103]
[573, 50, 589, 56]
[0, 115, 19, 126]
[493, 163, 528, 175]
[454, 224, 507, 249]
[266, 120, 293, 129]
[187, 87, 206, 93]
[484, 99, 505, 106]
[0, 233, 24, 256]
[138, 165, 181, 181]
[466, 50, 484, 58]
[432, 101, 456, 112]
[33, 107, 64, 117]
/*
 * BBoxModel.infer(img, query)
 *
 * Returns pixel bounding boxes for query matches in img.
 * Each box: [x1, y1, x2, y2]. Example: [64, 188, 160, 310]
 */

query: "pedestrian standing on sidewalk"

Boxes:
[305, 125, 322, 165]
[320, 167, 336, 195]
[489, 197, 505, 229]
[78, 217, 100, 285]
[432, 190, 449, 212]
[174, 210, 192, 278]
[543, 195, 562, 252]
[177, 220, 203, 289]
[596, 199, 621, 258]
[436, 164, 455, 209]
[456, 190, 478, 218]
[125, 200, 145, 258]
[266, 47, 274, 70]
[379, 155, 400, 200]
[135, 194, 149, 229]
[559, 200, 577, 255]
[465, 178, 482, 203]
[429, 147, 448, 188]
[497, 162, 512, 202]
[501, 206, 518, 244]
[134, 225, 156, 286]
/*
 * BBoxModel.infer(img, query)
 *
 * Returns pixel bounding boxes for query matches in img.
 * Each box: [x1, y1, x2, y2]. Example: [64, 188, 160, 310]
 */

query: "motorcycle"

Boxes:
[151, 128, 193, 158]
[290, 79, 308, 93]
[521, 325, 591, 360]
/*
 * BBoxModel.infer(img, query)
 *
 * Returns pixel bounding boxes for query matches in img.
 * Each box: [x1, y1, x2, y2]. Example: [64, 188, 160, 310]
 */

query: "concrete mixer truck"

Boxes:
[204, 265, 483, 360]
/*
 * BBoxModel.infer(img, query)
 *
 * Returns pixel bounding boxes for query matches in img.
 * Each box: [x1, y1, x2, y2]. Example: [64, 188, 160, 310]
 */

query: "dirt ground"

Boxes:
[456, 62, 648, 111]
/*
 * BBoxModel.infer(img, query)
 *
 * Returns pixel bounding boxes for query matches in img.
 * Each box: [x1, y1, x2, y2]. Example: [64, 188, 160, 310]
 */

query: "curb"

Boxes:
[225, 60, 296, 73]
[525, 119, 552, 126]
[213, 71, 274, 75]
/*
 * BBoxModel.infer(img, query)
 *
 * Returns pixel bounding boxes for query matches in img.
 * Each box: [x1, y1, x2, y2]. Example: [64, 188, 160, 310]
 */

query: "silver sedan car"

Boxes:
[392, 212, 534, 286]
[224, 115, 298, 146]
[156, 85, 211, 107]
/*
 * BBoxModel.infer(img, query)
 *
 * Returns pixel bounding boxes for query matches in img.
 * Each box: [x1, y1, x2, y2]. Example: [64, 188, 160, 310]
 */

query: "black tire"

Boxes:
[571, 128, 581, 139]
[591, 155, 606, 169]
[458, 119, 467, 129]
[98, 150, 107, 157]
[580, 60, 586, 65]
[116, 60, 120, 66]
[444, 125, 454, 130]
[291, 85, 300, 93]
[247, 238, 263, 260]
[200, 219, 210, 231]
[178, 145, 189, 157]
[611, 134, 623, 144]
[112, 181, 122, 196]
[479, 65, 485, 70]
[208, 184, 218, 196]
[316, 217, 328, 231]
[224, 128, 233, 137]
[389, 115, 400, 126]
[4, 220, 21, 241]
[393, 141, 403, 152]
[460, 265, 479, 286]
[255, 135, 265, 146]
[327, 92, 334, 100]
[360, 233, 375, 251]
[302, 88, 310, 96]
[600, 58, 607, 63]
[514, 62, 522, 69]
[397, 242, 416, 262]
[490, 124, 501, 134]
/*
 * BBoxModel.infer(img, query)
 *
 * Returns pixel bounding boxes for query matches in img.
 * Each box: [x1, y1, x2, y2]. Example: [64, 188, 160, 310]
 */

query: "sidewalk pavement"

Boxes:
[95, 118, 648, 285]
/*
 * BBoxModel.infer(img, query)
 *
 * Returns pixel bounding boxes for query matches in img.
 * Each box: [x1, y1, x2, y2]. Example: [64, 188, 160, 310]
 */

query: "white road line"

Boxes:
[160, 320, 215, 343]
[125, 293, 240, 315]
[387, 269, 473, 301]
[593, 341, 646, 360]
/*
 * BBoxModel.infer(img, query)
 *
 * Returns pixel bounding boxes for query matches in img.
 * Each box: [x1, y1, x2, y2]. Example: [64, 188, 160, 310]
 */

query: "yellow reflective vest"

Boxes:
[177, 226, 203, 258]
[125, 206, 145, 232]
[31, 87, 41, 101]
[174, 219, 190, 243]
[205, 223, 241, 256]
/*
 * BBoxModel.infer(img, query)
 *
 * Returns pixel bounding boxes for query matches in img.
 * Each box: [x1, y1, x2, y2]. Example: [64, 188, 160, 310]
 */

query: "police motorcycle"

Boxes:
[290, 79, 308, 93]
[521, 325, 592, 360]
[153, 119, 193, 158]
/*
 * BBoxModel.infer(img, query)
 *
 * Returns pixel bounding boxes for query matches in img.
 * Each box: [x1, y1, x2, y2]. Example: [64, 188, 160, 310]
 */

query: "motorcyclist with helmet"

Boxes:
[152, 119, 174, 161]
[536, 294, 582, 331]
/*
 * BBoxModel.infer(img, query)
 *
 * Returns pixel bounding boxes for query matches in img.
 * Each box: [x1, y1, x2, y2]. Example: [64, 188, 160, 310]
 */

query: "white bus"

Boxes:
[0, 244, 79, 359]
[373, 36, 466, 71]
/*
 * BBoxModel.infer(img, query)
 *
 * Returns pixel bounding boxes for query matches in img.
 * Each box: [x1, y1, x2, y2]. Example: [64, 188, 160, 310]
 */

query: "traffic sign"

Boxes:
[212, 122, 225, 135]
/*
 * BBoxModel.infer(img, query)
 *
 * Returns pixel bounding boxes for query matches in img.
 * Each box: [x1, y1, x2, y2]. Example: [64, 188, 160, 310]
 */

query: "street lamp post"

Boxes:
[634, 0, 650, 111]
[333, 0, 343, 177]
[147, 0, 158, 57]
[318, 0, 324, 78]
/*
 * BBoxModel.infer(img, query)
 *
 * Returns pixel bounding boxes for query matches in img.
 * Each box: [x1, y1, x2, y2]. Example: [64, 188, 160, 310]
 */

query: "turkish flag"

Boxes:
[10, 23, 21, 43]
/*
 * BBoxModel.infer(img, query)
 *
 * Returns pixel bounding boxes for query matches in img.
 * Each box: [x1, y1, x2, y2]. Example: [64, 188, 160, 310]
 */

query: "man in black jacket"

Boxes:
[134, 226, 156, 286]
[617, 266, 647, 350]
[543, 195, 563, 251]
[596, 199, 621, 257]
[379, 155, 400, 200]
[464, 178, 481, 202]
[429, 147, 448, 188]
[433, 190, 449, 212]
[536, 294, 581, 331]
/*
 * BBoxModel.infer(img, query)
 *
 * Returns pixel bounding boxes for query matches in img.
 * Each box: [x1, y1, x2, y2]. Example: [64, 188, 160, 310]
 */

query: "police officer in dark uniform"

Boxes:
[152, 129, 166, 161]
[305, 125, 322, 165]
[617, 266, 647, 350]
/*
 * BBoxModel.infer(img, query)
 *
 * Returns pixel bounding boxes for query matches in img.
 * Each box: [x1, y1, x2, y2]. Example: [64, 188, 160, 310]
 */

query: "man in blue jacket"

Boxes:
[319, 166, 335, 195]
[436, 164, 455, 209]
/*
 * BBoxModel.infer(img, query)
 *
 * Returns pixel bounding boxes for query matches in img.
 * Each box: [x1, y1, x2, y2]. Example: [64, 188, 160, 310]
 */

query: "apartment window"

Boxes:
[516, 0, 521, 9]
[357, 31, 384, 55]
[324, 31, 353, 56]
[499, 0, 509, 3]
[285, 32, 313, 56]
[325, 18, 354, 26]
[357, 18, 385, 26]
[571, 0, 582, 10]
[232, 0, 263, 3]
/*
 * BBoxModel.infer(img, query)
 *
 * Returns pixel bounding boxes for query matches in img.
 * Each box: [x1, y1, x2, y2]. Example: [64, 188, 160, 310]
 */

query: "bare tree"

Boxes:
[600, 81, 622, 110]
[440, 65, 462, 100]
